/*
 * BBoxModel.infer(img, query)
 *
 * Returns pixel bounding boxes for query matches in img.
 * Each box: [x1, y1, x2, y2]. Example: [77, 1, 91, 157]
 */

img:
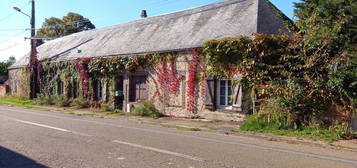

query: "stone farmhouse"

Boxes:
[8, 0, 291, 120]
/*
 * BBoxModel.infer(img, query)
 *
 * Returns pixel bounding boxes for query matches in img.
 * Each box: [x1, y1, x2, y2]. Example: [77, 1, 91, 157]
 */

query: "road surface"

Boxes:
[1, 106, 357, 168]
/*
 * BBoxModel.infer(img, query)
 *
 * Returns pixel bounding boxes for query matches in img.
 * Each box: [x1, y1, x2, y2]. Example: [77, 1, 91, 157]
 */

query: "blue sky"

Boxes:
[0, 0, 300, 61]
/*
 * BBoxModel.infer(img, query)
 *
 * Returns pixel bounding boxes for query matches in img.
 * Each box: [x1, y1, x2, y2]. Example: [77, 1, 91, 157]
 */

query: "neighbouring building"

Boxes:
[0, 76, 9, 96]
[8, 0, 292, 120]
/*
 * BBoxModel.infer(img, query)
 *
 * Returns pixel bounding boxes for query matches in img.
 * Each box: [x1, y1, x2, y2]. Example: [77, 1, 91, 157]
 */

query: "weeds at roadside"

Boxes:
[130, 101, 163, 118]
[106, 109, 125, 116]
[239, 114, 354, 142]
[176, 126, 201, 131]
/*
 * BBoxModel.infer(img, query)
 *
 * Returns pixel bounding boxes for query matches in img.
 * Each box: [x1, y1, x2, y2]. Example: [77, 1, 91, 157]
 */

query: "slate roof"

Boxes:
[10, 0, 292, 69]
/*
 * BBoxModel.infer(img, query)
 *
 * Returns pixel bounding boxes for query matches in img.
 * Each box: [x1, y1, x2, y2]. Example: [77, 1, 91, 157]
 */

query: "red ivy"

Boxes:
[186, 49, 200, 113]
[169, 56, 184, 94]
[75, 58, 92, 97]
[152, 55, 184, 103]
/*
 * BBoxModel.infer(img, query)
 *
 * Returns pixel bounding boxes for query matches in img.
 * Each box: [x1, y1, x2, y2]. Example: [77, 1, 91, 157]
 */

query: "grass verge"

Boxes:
[0, 96, 35, 108]
[176, 126, 201, 131]
[238, 114, 344, 142]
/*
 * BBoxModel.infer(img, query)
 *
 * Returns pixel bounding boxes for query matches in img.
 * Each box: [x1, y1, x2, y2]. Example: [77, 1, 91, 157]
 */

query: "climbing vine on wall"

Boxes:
[76, 58, 92, 97]
[186, 49, 200, 113]
[151, 53, 185, 105]
[88, 54, 158, 76]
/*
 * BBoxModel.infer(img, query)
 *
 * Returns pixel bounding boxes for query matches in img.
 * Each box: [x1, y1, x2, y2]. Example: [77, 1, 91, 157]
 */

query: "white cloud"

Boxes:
[0, 37, 30, 62]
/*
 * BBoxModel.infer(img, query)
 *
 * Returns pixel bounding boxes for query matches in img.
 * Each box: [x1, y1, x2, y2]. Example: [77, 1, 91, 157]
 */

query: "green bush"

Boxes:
[70, 98, 88, 109]
[34, 95, 54, 105]
[130, 101, 163, 118]
[53, 95, 69, 107]
[100, 103, 112, 112]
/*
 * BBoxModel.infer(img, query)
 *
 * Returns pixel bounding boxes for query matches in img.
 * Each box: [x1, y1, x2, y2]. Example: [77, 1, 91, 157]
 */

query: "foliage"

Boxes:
[53, 95, 69, 107]
[0, 57, 16, 76]
[203, 36, 251, 78]
[0, 62, 12, 76]
[100, 103, 112, 112]
[34, 95, 54, 105]
[176, 126, 201, 131]
[7, 56, 16, 64]
[39, 61, 78, 98]
[239, 113, 355, 142]
[186, 49, 200, 112]
[202, 0, 357, 136]
[76, 58, 91, 97]
[37, 12, 95, 39]
[107, 109, 125, 116]
[130, 100, 163, 118]
[150, 53, 185, 108]
[88, 54, 158, 77]
[70, 98, 88, 109]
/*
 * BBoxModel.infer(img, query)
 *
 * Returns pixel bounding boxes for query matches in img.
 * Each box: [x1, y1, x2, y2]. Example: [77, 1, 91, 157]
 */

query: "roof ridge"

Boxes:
[37, 0, 252, 47]
[80, 0, 249, 32]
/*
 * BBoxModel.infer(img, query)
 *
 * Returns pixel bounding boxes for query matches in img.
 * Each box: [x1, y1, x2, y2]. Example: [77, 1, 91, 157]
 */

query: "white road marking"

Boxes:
[13, 118, 91, 137]
[117, 157, 126, 160]
[113, 140, 204, 162]
[15, 119, 70, 132]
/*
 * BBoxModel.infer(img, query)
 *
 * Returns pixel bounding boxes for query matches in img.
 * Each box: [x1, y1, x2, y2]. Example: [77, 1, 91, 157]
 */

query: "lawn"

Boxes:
[0, 96, 35, 108]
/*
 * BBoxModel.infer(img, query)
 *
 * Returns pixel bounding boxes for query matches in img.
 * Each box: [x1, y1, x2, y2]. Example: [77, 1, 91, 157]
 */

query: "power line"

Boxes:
[0, 1, 31, 23]
[0, 28, 28, 31]
[0, 19, 93, 32]
[0, 30, 28, 45]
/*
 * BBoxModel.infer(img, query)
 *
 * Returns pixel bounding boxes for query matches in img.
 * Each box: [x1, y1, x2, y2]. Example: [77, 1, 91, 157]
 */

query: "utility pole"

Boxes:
[13, 0, 38, 99]
[29, 0, 38, 99]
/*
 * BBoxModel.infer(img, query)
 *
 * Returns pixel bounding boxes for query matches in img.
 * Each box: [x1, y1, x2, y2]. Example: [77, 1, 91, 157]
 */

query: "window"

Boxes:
[129, 76, 148, 102]
[95, 80, 103, 101]
[57, 80, 64, 95]
[218, 80, 232, 109]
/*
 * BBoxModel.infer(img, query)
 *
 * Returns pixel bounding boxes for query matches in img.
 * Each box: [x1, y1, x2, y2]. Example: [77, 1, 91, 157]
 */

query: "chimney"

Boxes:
[141, 10, 147, 18]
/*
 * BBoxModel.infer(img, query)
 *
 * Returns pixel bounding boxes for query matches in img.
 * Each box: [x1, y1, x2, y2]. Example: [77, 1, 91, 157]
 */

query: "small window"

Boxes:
[218, 80, 233, 109]
[72, 81, 79, 98]
[57, 80, 64, 95]
[95, 80, 103, 101]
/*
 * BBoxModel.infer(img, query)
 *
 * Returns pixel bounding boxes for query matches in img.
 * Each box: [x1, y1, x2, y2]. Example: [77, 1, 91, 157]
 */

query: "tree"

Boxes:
[0, 57, 15, 76]
[7, 56, 16, 64]
[37, 12, 95, 39]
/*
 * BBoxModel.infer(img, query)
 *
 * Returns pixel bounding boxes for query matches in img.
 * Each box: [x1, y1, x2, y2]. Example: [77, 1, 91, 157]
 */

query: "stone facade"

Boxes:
[7, 68, 28, 96]
[122, 51, 248, 121]
[0, 85, 8, 96]
[7, 51, 248, 121]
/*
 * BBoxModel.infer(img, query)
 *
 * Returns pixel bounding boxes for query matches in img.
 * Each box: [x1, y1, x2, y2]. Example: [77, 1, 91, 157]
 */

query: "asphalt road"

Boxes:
[1, 106, 357, 168]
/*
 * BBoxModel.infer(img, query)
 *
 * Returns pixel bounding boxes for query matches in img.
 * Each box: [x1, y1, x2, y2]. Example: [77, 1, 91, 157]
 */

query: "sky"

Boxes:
[0, 0, 300, 62]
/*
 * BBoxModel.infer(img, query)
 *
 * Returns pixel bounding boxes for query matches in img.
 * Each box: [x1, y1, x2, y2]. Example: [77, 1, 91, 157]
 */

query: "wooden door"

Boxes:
[129, 75, 148, 102]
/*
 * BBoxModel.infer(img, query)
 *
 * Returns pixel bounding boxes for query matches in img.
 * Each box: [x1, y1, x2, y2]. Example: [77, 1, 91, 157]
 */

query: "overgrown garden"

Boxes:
[202, 0, 356, 139]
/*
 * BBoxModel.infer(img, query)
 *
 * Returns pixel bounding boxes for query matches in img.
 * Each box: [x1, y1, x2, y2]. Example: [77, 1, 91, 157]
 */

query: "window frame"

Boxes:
[217, 79, 233, 110]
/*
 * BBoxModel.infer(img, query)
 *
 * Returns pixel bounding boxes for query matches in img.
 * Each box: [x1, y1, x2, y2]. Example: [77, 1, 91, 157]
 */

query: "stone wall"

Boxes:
[7, 53, 249, 121]
[0, 84, 8, 96]
[143, 51, 248, 121]
[7, 68, 29, 96]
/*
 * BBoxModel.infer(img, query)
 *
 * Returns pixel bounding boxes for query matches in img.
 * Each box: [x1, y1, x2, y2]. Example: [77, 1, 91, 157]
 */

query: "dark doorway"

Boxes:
[115, 76, 124, 109]
[129, 75, 148, 102]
